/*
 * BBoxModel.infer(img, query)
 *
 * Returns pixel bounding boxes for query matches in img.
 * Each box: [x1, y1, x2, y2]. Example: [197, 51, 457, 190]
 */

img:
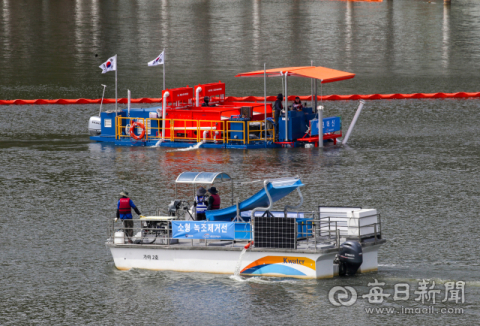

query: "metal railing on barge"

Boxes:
[107, 211, 382, 251]
[115, 117, 275, 144]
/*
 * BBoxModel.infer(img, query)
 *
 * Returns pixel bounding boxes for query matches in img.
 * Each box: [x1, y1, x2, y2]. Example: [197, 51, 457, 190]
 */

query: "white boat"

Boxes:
[106, 172, 385, 279]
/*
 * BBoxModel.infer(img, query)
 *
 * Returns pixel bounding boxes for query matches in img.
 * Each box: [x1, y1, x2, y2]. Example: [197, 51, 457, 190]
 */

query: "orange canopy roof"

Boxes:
[235, 66, 355, 84]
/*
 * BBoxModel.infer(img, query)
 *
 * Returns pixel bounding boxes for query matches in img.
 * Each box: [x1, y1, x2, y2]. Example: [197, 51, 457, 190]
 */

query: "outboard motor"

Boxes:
[335, 240, 363, 276]
[168, 200, 182, 216]
[88, 116, 101, 136]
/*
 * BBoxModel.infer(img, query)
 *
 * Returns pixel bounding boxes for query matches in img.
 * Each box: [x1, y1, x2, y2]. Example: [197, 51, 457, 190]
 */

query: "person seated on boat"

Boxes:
[116, 191, 141, 243]
[194, 187, 208, 220]
[202, 96, 210, 107]
[207, 187, 221, 210]
[292, 97, 303, 111]
[274, 93, 283, 141]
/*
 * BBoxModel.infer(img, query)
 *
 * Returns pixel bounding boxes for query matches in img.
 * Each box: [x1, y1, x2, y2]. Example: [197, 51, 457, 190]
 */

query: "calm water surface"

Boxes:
[1, 0, 480, 325]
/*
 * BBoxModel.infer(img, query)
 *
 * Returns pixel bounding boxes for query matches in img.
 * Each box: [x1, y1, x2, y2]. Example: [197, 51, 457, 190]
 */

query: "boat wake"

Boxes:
[167, 141, 204, 152]
[229, 275, 299, 284]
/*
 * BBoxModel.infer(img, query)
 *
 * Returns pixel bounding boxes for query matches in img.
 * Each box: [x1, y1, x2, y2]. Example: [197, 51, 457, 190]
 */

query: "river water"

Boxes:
[1, 1, 479, 325]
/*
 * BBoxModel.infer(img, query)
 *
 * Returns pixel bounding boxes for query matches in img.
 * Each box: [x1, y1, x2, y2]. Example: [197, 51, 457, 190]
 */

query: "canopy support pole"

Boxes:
[314, 79, 318, 114]
[311, 60, 314, 108]
[318, 105, 324, 148]
[284, 72, 288, 142]
[264, 63, 267, 146]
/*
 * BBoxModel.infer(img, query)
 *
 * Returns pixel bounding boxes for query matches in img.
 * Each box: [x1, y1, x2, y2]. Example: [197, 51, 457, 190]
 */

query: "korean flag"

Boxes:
[99, 56, 117, 74]
[148, 51, 164, 66]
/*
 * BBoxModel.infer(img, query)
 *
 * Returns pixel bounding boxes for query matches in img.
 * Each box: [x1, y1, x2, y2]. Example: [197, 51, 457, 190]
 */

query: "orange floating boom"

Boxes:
[1, 92, 480, 105]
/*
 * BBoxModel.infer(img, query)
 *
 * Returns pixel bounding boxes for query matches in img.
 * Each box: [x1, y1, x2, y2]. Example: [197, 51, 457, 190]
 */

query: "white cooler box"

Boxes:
[347, 209, 378, 236]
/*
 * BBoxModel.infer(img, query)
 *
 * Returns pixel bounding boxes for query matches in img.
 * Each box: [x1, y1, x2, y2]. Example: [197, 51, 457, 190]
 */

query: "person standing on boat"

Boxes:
[274, 93, 283, 141]
[292, 97, 303, 111]
[207, 187, 221, 210]
[194, 187, 208, 220]
[116, 191, 141, 241]
[202, 96, 210, 107]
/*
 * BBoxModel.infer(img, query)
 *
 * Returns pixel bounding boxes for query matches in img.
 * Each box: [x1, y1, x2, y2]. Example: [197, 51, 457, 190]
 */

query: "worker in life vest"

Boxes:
[116, 191, 141, 242]
[292, 96, 303, 111]
[194, 187, 208, 220]
[207, 187, 221, 210]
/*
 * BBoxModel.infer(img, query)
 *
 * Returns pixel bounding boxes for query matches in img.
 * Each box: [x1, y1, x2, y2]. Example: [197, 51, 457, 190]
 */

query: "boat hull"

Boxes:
[107, 242, 383, 279]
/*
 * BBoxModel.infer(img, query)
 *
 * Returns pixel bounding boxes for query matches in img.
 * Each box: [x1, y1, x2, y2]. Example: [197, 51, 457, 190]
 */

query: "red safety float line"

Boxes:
[1, 92, 480, 105]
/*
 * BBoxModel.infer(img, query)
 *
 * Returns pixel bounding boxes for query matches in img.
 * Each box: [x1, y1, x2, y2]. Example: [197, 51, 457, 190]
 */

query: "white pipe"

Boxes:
[284, 187, 304, 213]
[343, 100, 366, 145]
[251, 180, 273, 219]
[203, 130, 208, 142]
[318, 105, 324, 148]
[162, 91, 170, 139]
[195, 87, 202, 107]
[99, 84, 107, 116]
[214, 131, 219, 142]
[127, 90, 131, 117]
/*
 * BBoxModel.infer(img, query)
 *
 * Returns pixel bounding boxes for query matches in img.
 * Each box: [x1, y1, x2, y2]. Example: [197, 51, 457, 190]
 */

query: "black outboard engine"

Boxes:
[335, 240, 363, 276]
[168, 200, 182, 216]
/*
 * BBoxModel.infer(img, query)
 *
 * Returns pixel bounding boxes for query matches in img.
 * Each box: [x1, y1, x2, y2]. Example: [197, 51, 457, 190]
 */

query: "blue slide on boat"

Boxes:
[205, 178, 304, 221]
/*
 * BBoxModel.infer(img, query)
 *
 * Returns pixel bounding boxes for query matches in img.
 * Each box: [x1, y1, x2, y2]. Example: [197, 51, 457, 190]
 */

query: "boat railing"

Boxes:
[116, 117, 147, 140]
[226, 121, 246, 144]
[108, 218, 253, 247]
[108, 213, 382, 249]
[315, 213, 382, 245]
[114, 116, 276, 145]
[247, 121, 275, 143]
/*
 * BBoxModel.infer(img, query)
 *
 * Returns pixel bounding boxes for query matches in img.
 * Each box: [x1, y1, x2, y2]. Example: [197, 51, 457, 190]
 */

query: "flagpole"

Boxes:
[163, 48, 165, 90]
[115, 54, 118, 116]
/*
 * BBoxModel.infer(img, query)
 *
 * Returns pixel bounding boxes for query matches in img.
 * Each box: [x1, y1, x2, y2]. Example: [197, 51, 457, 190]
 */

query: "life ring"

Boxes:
[129, 121, 146, 140]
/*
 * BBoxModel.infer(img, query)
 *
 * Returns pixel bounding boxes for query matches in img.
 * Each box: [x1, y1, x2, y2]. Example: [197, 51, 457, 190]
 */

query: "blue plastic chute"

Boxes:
[205, 178, 304, 221]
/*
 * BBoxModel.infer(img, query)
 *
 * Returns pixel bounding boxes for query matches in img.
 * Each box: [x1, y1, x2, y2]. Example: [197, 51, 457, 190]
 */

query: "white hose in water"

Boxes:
[154, 139, 163, 147]
[343, 100, 365, 145]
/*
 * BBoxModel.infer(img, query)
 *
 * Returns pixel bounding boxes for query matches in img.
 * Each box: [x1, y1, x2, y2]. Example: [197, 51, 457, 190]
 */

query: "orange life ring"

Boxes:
[129, 121, 145, 140]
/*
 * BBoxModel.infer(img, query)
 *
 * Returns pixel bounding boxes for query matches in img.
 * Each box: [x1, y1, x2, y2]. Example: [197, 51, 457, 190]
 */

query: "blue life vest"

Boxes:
[195, 196, 207, 213]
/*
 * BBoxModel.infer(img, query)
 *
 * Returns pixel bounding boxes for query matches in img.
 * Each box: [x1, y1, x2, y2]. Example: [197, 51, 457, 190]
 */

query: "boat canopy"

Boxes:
[235, 66, 355, 83]
[175, 172, 232, 184]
